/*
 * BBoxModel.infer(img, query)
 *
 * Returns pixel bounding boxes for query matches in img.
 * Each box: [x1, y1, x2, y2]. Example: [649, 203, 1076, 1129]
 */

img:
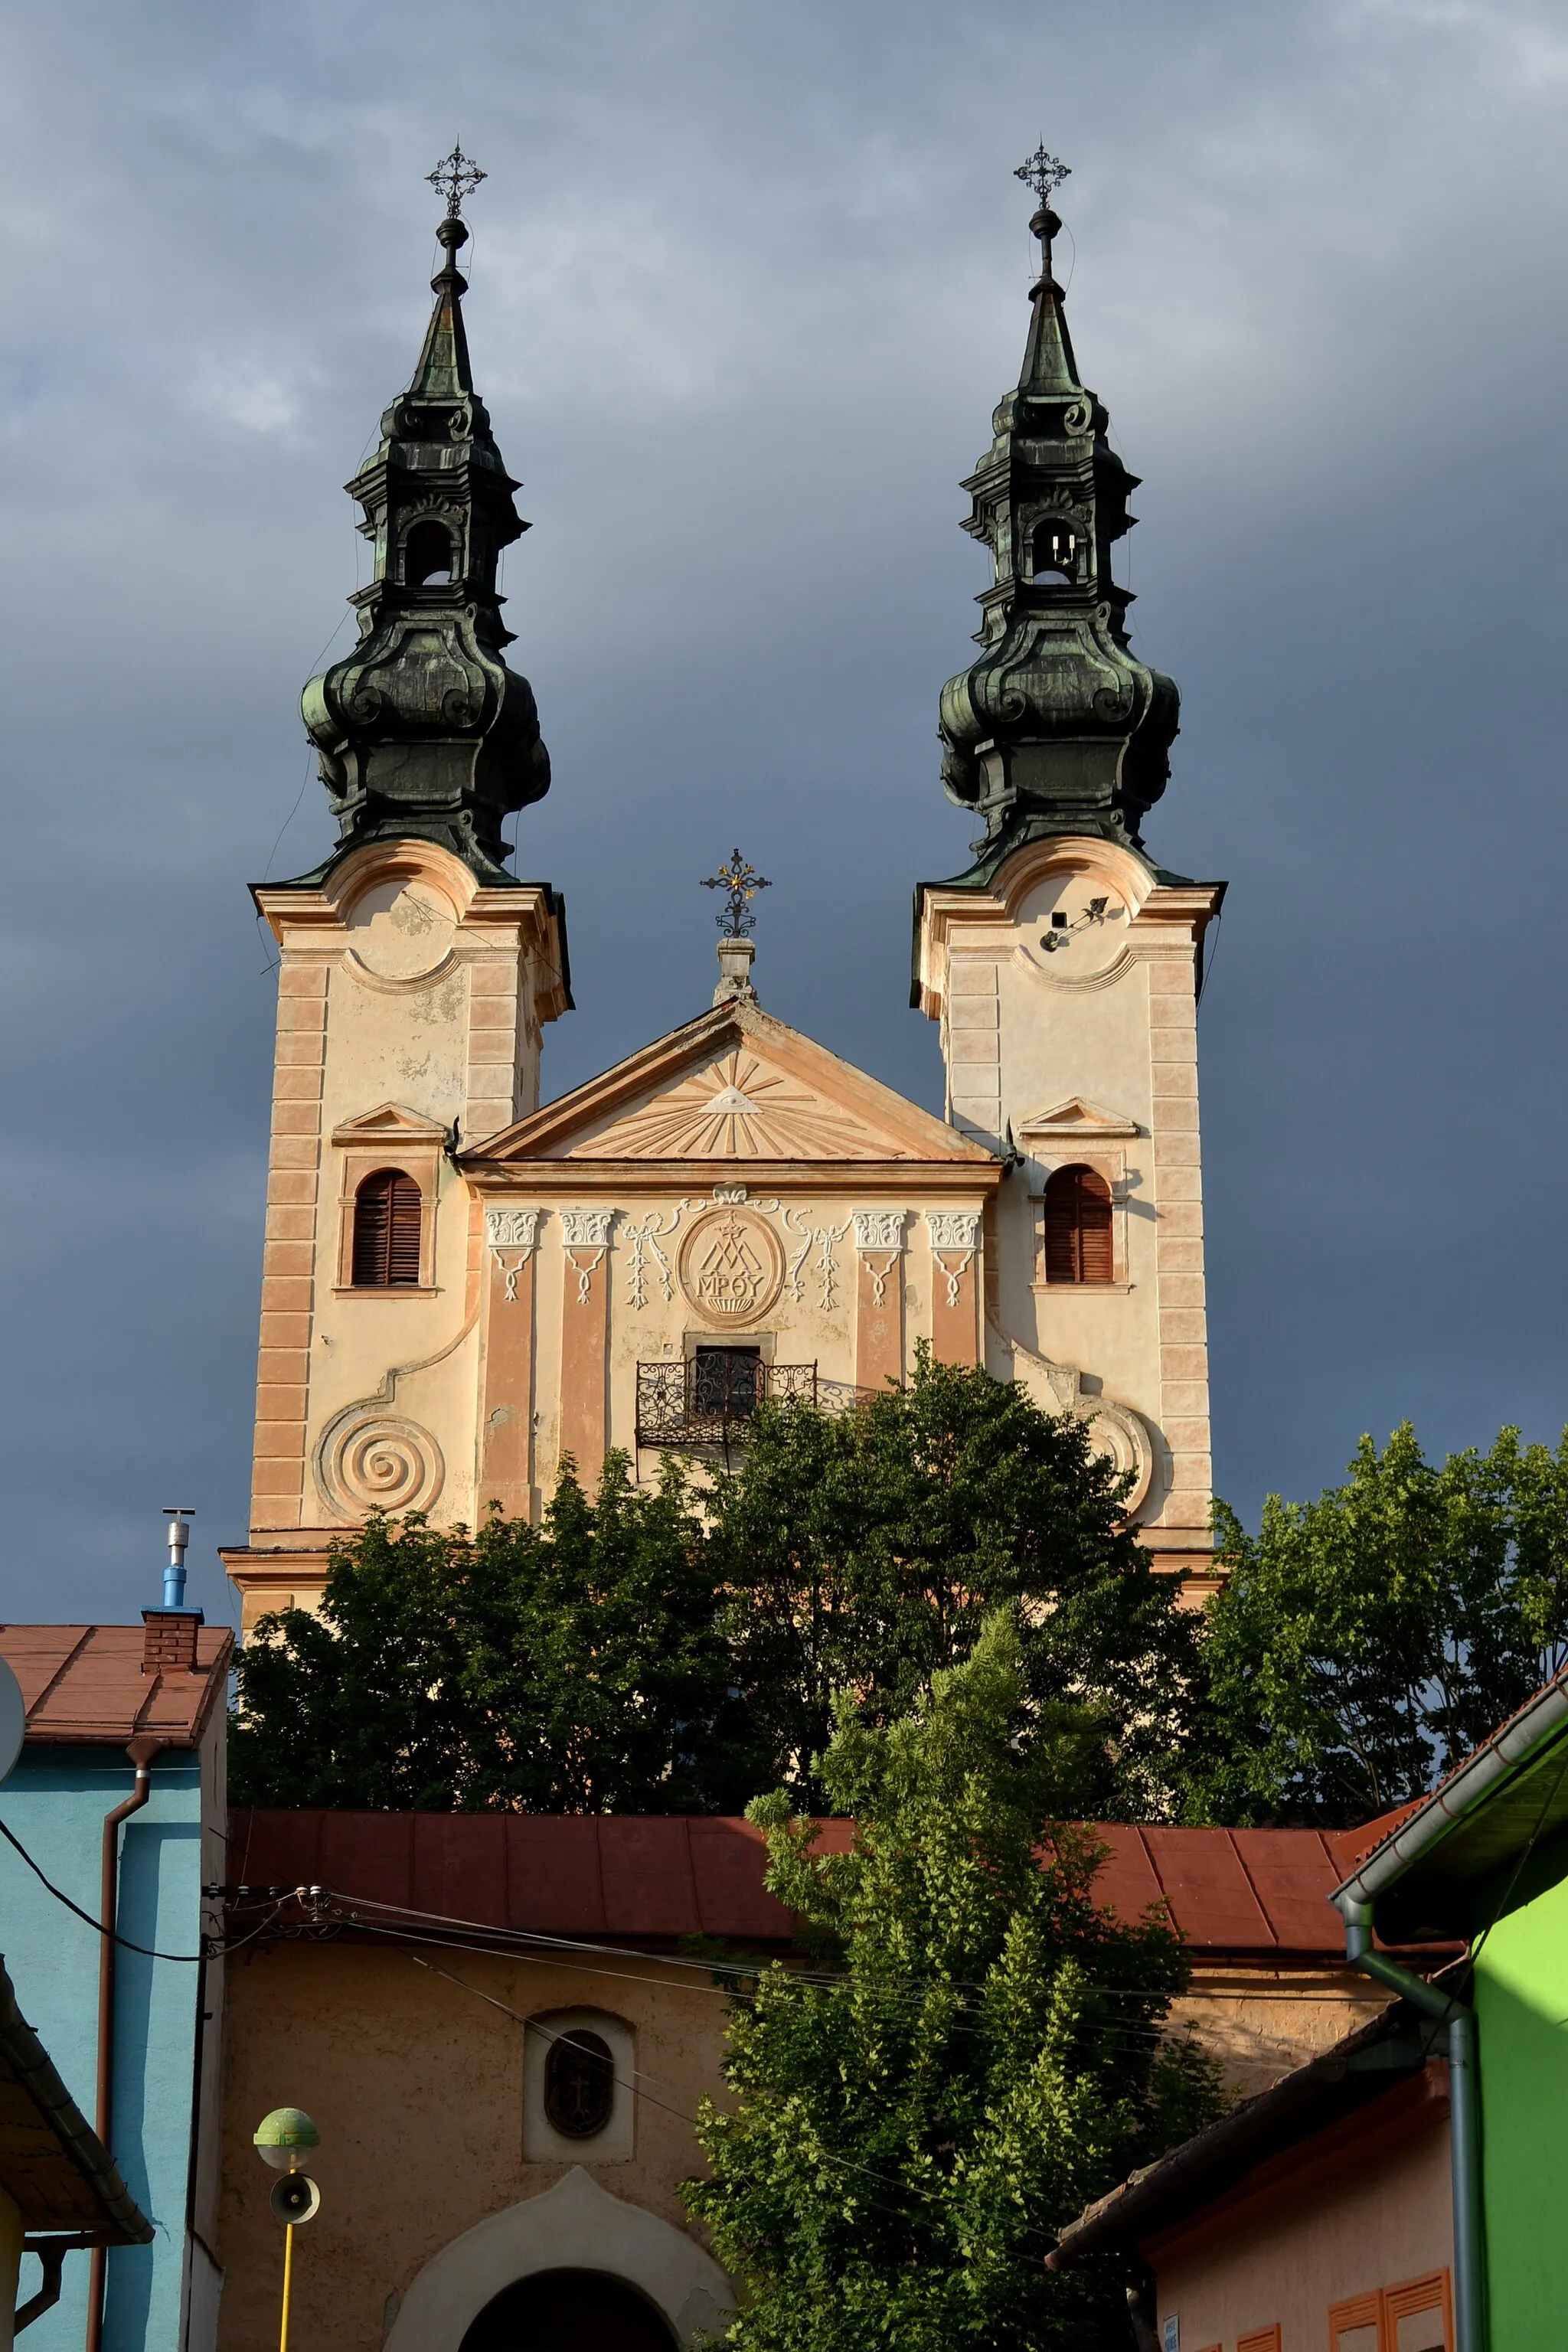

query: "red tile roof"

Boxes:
[228, 1811, 1348, 1958]
[0, 1625, 232, 1748]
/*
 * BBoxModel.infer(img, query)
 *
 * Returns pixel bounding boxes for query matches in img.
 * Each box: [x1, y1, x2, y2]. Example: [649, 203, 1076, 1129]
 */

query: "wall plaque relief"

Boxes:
[925, 1208, 982, 1307]
[344, 877, 459, 985]
[781, 1204, 850, 1310]
[486, 1206, 541, 1303]
[560, 1207, 615, 1306]
[1040, 1362, 1154, 1514]
[852, 1210, 906, 1308]
[678, 1206, 786, 1326]
[317, 1408, 446, 1517]
[622, 1210, 680, 1310]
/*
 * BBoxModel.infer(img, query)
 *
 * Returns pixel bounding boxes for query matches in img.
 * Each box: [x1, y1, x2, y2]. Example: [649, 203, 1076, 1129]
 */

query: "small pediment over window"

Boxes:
[1014, 1096, 1141, 1140]
[330, 1102, 451, 1148]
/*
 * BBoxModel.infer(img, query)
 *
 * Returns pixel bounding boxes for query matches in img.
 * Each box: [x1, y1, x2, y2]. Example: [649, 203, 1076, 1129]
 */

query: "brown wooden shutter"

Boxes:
[387, 1175, 422, 1284]
[1043, 1165, 1113, 1284]
[352, 1170, 422, 1286]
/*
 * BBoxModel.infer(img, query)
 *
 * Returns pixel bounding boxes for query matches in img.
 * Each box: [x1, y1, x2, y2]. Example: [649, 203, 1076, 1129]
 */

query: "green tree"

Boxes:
[230, 1452, 751, 1811]
[1196, 1423, 1568, 1825]
[710, 1352, 1202, 1818]
[231, 1356, 1203, 1818]
[685, 1612, 1221, 2352]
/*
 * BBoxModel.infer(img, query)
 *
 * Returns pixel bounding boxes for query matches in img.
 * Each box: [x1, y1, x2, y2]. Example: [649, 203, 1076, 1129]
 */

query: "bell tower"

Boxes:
[223, 154, 570, 1628]
[915, 153, 1225, 1587]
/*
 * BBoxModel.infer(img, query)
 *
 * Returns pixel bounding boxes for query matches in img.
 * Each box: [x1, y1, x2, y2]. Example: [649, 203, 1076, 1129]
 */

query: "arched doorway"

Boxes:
[459, 2269, 677, 2352]
[384, 2165, 734, 2352]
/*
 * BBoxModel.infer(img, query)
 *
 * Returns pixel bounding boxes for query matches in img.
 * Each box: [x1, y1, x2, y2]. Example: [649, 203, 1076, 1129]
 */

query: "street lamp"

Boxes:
[253, 2109, 322, 2352]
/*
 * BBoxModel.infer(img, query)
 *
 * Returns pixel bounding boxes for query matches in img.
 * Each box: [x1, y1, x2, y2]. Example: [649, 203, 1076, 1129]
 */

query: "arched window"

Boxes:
[404, 518, 454, 586]
[544, 2030, 615, 2139]
[351, 1169, 422, 1287]
[459, 2271, 676, 2352]
[1043, 1165, 1113, 1285]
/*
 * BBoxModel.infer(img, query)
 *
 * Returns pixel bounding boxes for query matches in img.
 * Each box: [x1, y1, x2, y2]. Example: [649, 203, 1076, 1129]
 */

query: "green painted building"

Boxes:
[1333, 1666, 1568, 2352]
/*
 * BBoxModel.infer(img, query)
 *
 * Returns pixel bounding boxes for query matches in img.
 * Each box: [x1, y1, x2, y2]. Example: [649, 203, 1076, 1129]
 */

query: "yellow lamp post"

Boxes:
[253, 2108, 322, 2352]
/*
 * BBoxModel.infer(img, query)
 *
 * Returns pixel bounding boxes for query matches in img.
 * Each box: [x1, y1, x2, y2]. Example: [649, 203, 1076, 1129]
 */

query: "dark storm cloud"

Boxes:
[0, 0, 1564, 1620]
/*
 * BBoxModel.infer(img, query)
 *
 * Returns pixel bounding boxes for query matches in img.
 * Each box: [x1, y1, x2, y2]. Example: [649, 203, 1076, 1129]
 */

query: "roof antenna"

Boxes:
[161, 1508, 195, 1612]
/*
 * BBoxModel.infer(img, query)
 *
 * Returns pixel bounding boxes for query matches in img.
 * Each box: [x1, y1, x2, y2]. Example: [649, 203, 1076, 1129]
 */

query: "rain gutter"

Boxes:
[85, 1739, 164, 2352]
[1333, 1669, 1568, 1910]
[1334, 1904, 1484, 2352]
[1327, 1665, 1568, 2352]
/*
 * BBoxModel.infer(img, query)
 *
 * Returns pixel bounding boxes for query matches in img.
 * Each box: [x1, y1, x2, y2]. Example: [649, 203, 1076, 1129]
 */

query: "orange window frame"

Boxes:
[1329, 2269, 1451, 2352]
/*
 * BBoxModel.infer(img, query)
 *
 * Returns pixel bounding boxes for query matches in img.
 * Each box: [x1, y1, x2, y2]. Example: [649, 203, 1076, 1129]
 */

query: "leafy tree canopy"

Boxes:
[685, 1612, 1222, 2352]
[229, 1458, 750, 1811]
[1195, 1422, 1568, 1825]
[706, 1353, 1200, 1815]
[231, 1355, 1201, 1818]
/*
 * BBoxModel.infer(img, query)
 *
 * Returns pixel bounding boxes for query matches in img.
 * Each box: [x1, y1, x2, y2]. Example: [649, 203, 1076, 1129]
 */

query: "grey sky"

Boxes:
[2, 0, 1565, 1625]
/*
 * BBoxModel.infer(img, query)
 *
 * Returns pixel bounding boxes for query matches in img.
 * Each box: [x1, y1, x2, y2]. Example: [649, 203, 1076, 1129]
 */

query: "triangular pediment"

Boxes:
[1015, 1096, 1141, 1139]
[330, 1101, 450, 1147]
[471, 1004, 996, 1167]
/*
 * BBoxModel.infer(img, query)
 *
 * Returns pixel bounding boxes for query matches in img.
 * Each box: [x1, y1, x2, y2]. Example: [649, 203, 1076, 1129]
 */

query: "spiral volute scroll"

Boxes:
[315, 1407, 445, 1519]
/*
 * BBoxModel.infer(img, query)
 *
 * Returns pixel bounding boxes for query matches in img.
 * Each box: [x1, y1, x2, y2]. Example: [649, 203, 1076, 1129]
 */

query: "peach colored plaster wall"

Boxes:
[213, 1940, 1391, 2352]
[1154, 2110, 1451, 2352]
[918, 835, 1222, 1570]
[229, 843, 566, 1642]
[482, 1181, 994, 1496]
[216, 1942, 730, 2352]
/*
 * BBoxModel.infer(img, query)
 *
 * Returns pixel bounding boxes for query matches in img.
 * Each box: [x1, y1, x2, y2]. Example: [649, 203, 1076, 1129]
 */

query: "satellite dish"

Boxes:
[0, 1656, 24, 1785]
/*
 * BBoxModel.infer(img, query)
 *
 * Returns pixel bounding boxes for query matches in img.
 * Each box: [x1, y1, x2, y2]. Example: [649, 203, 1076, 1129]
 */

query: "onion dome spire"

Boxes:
[937, 152, 1179, 865]
[301, 150, 550, 877]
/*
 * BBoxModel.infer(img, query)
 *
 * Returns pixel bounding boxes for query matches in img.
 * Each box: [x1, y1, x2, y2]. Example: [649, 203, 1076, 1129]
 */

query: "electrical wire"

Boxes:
[259, 1877, 1295, 2009]
[288, 1909, 1193, 2076]
[408, 1948, 1000, 2231]
[406, 1940, 1165, 2263]
[0, 1818, 279, 1963]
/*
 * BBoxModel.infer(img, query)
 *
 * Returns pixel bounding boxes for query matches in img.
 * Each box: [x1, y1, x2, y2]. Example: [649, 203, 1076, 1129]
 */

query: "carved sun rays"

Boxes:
[573, 1051, 885, 1161]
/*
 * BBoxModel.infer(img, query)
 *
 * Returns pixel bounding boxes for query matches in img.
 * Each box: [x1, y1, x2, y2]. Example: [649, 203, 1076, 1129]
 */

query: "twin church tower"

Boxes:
[221, 149, 1224, 1628]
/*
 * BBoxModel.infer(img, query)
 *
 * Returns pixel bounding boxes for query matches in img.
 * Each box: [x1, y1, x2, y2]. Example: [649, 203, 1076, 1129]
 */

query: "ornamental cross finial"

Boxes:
[427, 144, 487, 219]
[1014, 145, 1070, 208]
[701, 847, 771, 939]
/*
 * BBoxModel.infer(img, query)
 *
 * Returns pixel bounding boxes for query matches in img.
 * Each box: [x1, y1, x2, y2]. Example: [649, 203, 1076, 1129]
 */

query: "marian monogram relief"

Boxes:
[678, 1207, 786, 1325]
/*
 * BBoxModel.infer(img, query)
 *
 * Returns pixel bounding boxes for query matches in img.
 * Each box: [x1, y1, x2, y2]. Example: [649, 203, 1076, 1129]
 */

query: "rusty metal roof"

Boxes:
[1079, 1824, 1349, 1955]
[229, 1811, 1349, 1956]
[0, 1625, 232, 1748]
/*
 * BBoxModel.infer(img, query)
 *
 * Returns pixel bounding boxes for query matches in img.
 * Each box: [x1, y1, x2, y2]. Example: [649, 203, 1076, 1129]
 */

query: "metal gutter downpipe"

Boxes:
[85, 1740, 162, 2352]
[1339, 1898, 1485, 2352]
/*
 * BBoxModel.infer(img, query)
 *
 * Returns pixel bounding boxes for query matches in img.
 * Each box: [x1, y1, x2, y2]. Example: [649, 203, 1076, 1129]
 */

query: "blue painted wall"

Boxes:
[0, 1747, 204, 2352]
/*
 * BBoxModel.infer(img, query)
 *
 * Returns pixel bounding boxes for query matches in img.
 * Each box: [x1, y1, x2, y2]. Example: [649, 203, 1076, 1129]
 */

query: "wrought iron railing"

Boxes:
[635, 1361, 869, 1455]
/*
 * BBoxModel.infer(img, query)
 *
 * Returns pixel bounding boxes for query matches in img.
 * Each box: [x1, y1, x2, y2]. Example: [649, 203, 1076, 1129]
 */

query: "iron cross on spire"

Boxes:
[426, 144, 487, 218]
[701, 848, 771, 938]
[1014, 145, 1070, 207]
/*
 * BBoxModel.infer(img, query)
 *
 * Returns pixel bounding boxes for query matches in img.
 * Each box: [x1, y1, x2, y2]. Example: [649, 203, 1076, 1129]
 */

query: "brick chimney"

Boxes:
[142, 1610, 202, 1674]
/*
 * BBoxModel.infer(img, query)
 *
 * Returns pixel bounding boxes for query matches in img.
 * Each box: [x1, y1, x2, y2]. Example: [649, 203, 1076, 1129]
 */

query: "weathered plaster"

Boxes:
[384, 2169, 733, 2352]
[215, 1943, 733, 2352]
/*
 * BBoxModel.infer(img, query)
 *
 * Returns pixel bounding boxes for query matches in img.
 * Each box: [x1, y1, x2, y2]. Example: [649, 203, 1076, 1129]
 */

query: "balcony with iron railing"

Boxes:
[635, 1352, 870, 1458]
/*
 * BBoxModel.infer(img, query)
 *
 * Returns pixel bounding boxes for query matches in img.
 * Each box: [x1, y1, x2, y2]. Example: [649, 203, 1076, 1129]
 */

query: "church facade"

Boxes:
[221, 158, 1223, 1632]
